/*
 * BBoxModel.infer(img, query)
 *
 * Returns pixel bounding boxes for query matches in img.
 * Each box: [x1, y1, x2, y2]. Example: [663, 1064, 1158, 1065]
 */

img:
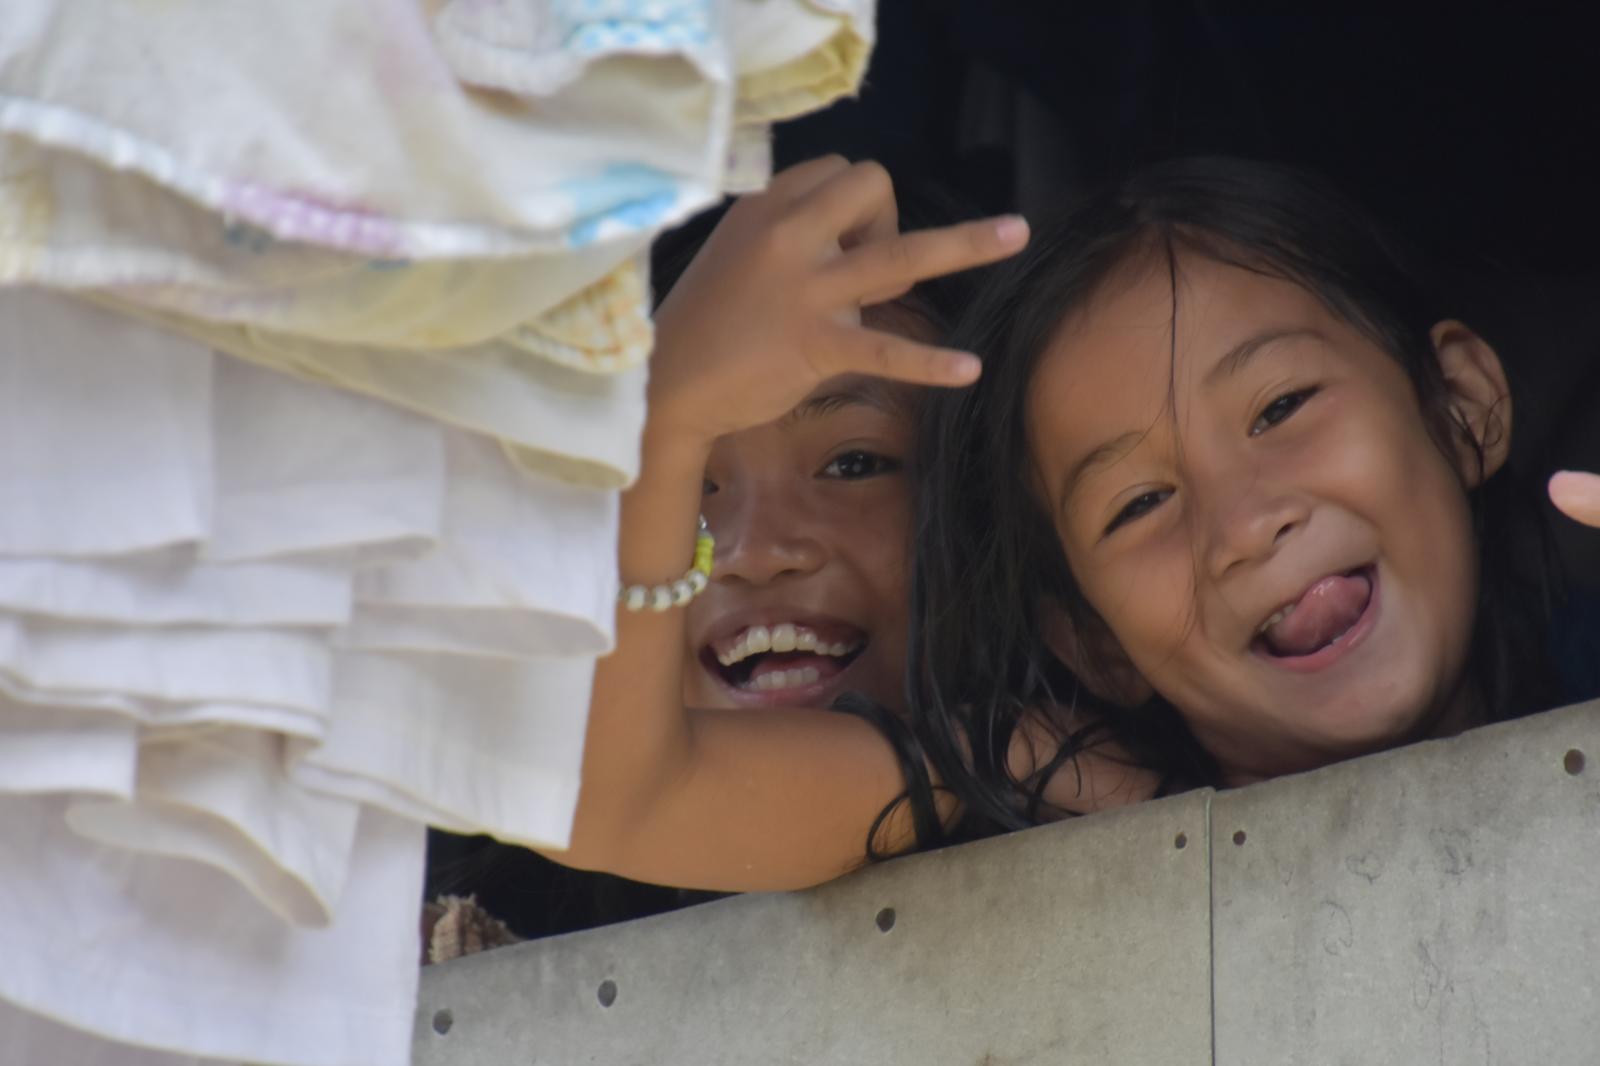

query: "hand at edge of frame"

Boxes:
[1549, 470, 1600, 529]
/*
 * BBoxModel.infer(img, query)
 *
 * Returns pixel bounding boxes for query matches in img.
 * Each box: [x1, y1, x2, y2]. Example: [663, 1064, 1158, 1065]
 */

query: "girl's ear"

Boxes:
[1430, 320, 1513, 487]
[1040, 601, 1154, 708]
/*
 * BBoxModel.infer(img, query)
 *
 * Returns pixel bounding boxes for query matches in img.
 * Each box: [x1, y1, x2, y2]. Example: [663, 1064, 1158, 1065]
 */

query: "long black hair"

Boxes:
[894, 156, 1564, 846]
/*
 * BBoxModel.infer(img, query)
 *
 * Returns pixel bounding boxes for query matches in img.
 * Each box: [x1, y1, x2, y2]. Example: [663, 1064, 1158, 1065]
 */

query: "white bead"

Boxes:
[623, 586, 647, 612]
[672, 578, 694, 606]
[688, 569, 709, 593]
[649, 586, 674, 612]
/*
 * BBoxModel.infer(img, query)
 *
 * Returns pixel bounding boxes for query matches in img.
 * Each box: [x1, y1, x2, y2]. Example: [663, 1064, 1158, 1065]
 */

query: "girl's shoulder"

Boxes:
[1013, 708, 1164, 817]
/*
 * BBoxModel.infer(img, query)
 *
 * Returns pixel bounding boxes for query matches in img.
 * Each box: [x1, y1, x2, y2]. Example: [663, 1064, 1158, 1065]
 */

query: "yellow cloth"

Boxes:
[0, 0, 875, 488]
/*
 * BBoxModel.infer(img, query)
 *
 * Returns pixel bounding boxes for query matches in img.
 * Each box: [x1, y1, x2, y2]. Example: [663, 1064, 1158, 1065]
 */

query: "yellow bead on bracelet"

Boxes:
[619, 516, 715, 612]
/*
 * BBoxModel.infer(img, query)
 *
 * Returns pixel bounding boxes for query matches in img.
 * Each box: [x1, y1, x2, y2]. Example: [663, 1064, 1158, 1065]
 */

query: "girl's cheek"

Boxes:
[1100, 545, 1197, 656]
[830, 484, 913, 537]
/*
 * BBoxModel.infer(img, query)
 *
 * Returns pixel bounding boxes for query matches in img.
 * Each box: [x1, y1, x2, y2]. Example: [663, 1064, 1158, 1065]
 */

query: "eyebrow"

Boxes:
[778, 381, 903, 427]
[1055, 327, 1323, 512]
[1202, 327, 1323, 387]
[1057, 429, 1146, 513]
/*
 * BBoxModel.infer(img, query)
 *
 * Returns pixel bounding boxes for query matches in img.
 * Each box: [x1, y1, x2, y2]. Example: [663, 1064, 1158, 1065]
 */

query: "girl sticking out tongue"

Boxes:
[912, 156, 1571, 806]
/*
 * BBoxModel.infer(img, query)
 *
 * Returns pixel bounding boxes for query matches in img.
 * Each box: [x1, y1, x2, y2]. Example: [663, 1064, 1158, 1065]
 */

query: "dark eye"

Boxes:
[1104, 489, 1172, 535]
[1250, 386, 1321, 436]
[702, 477, 719, 496]
[821, 450, 902, 480]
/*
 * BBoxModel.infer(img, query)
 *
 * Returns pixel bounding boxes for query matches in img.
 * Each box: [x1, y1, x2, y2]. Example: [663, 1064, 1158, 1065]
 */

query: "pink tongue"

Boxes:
[1262, 572, 1372, 657]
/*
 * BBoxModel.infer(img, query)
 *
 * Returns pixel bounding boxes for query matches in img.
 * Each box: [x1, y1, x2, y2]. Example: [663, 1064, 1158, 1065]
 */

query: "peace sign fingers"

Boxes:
[819, 214, 1030, 308]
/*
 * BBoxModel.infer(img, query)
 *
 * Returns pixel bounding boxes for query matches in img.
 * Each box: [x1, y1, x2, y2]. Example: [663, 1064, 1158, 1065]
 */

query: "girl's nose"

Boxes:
[1203, 482, 1310, 579]
[710, 491, 826, 586]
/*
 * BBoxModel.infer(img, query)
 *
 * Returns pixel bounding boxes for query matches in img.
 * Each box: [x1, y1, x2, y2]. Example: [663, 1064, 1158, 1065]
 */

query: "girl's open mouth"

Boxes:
[701, 621, 867, 698]
[1250, 565, 1379, 672]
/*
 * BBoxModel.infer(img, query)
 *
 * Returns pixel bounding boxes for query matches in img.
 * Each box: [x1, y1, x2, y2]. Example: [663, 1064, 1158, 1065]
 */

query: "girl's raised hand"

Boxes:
[1550, 470, 1600, 529]
[647, 156, 1029, 444]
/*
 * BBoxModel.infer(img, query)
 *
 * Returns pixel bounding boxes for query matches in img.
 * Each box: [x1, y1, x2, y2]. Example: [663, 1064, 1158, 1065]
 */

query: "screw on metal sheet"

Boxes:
[431, 1009, 454, 1036]
[1174, 832, 1188, 850]
[875, 907, 896, 933]
[1232, 830, 1247, 846]
[597, 979, 618, 1008]
[1565, 748, 1586, 775]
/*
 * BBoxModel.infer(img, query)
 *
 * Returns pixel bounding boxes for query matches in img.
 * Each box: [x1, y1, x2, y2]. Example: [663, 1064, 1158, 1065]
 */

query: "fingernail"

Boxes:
[950, 353, 982, 382]
[1550, 470, 1600, 503]
[994, 215, 1029, 246]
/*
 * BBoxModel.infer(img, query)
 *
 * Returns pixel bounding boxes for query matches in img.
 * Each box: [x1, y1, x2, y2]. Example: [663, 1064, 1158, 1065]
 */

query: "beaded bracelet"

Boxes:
[618, 516, 715, 612]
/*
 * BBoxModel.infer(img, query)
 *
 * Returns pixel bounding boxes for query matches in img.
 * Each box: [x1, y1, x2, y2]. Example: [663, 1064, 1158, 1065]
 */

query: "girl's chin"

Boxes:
[1215, 699, 1438, 780]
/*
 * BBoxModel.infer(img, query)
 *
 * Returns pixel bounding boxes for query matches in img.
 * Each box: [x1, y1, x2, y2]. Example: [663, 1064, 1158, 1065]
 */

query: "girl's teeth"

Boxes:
[714, 626, 861, 666]
[748, 665, 823, 691]
[771, 623, 797, 652]
[1258, 604, 1295, 636]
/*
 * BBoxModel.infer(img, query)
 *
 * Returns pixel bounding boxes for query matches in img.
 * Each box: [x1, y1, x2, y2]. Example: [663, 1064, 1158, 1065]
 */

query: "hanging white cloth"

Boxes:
[0, 0, 873, 257]
[0, 0, 875, 488]
[0, 285, 612, 873]
[0, 800, 424, 1066]
[0, 2, 877, 1062]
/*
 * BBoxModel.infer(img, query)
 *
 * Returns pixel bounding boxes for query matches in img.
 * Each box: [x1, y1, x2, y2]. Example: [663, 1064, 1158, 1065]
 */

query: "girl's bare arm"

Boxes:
[544, 157, 1025, 890]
